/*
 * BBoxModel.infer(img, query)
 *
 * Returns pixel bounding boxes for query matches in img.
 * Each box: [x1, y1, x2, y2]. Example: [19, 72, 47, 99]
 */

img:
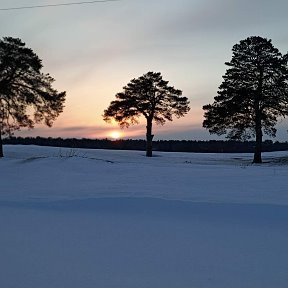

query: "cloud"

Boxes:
[143, 0, 288, 42]
[14, 125, 106, 138]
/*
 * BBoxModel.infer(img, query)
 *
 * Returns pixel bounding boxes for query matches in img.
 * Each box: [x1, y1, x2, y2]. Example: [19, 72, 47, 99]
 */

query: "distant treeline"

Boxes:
[3, 136, 288, 153]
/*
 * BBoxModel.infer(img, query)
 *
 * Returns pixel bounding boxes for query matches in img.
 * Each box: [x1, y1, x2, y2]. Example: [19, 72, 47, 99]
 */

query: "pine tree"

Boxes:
[103, 72, 190, 157]
[0, 37, 66, 157]
[203, 36, 288, 163]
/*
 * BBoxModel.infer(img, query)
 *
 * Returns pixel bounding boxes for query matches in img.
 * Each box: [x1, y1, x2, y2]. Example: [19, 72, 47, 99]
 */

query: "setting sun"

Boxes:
[109, 131, 122, 140]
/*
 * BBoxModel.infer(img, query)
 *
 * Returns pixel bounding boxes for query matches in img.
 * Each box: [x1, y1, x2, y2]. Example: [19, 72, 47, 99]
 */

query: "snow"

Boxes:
[1, 145, 288, 288]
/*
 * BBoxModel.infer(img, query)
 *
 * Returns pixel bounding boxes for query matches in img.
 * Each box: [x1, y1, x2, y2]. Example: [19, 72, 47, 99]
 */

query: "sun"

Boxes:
[109, 131, 122, 140]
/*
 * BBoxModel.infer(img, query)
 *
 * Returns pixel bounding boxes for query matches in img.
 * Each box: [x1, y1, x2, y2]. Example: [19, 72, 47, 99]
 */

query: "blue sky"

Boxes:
[1, 0, 288, 140]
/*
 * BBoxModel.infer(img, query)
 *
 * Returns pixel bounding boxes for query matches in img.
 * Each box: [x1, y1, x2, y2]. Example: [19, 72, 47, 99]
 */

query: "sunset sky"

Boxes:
[1, 0, 288, 140]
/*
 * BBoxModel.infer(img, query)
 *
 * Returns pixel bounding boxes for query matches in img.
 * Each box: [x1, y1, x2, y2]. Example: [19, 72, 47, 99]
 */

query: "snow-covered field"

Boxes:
[1, 145, 288, 288]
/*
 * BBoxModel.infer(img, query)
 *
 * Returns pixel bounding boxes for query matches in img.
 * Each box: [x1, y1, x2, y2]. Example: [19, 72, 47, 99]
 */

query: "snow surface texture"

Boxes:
[1, 145, 288, 288]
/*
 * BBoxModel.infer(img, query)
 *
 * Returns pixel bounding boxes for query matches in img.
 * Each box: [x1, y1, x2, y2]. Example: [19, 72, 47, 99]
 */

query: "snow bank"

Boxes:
[1, 145, 288, 205]
[1, 145, 288, 288]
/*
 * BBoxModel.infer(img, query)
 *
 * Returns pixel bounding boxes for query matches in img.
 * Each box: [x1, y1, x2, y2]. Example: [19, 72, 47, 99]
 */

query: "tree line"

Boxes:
[4, 136, 288, 154]
[1, 36, 288, 162]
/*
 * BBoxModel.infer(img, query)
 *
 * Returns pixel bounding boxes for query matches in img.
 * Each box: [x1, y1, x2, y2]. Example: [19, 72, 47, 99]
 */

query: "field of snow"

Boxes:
[1, 145, 288, 288]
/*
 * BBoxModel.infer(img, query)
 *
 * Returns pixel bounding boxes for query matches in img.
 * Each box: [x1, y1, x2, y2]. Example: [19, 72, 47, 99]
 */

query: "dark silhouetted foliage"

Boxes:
[203, 36, 288, 163]
[4, 136, 288, 154]
[103, 72, 190, 157]
[0, 37, 66, 157]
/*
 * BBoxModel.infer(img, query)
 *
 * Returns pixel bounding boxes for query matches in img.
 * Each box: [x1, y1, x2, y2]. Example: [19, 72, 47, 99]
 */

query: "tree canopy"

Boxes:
[203, 36, 288, 163]
[103, 71, 190, 156]
[0, 37, 66, 157]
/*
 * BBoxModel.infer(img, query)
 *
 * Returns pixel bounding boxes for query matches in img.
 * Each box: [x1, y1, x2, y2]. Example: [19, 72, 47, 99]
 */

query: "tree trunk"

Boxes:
[253, 100, 262, 163]
[253, 69, 263, 164]
[0, 131, 3, 158]
[146, 119, 154, 157]
[253, 121, 262, 163]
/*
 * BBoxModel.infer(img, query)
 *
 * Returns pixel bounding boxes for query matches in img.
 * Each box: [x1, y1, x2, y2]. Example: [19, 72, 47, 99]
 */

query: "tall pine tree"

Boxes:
[103, 72, 190, 157]
[203, 36, 288, 163]
[0, 37, 66, 157]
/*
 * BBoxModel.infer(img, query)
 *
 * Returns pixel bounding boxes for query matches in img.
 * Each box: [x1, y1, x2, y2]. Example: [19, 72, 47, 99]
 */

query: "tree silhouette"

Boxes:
[0, 37, 66, 157]
[203, 36, 288, 163]
[103, 72, 190, 157]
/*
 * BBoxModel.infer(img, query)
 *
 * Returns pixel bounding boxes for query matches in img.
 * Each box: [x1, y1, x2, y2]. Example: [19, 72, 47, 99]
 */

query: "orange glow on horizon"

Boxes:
[109, 131, 123, 140]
